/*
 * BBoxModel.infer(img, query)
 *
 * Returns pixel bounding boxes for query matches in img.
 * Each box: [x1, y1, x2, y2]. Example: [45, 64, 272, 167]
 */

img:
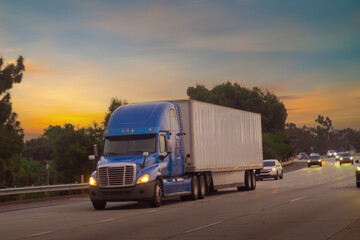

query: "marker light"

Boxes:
[149, 128, 152, 132]
[122, 130, 125, 133]
[127, 130, 129, 133]
[89, 177, 97, 186]
[272, 167, 276, 171]
[132, 129, 134, 133]
[137, 174, 150, 184]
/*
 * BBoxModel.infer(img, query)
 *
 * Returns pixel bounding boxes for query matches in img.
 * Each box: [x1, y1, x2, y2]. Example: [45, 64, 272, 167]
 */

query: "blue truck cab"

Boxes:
[89, 102, 191, 209]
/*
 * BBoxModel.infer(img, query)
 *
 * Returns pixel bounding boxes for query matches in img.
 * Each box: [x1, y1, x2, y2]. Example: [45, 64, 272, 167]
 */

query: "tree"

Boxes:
[23, 136, 53, 161]
[187, 82, 287, 133]
[187, 82, 292, 161]
[0, 56, 25, 187]
[44, 124, 93, 184]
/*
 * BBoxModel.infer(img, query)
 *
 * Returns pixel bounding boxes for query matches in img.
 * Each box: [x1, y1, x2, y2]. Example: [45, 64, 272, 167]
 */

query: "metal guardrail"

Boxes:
[0, 183, 89, 196]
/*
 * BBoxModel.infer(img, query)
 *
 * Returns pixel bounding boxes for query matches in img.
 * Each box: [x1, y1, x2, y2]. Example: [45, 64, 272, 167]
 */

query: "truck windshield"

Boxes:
[104, 134, 157, 155]
[263, 161, 275, 167]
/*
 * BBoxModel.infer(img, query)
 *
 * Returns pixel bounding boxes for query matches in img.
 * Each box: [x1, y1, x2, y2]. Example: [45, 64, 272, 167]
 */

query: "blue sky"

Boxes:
[1, 0, 360, 138]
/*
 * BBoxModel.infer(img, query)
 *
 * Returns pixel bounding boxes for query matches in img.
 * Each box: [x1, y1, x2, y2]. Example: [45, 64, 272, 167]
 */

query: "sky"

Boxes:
[0, 0, 360, 139]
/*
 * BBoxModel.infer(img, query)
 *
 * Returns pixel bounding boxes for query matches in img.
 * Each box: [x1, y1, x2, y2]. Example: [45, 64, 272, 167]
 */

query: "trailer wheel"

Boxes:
[150, 179, 162, 208]
[244, 171, 251, 191]
[198, 175, 206, 199]
[250, 171, 256, 190]
[92, 200, 106, 210]
[190, 175, 199, 200]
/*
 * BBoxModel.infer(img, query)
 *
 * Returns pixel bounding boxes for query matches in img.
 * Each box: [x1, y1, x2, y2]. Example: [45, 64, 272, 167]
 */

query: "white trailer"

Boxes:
[177, 100, 263, 190]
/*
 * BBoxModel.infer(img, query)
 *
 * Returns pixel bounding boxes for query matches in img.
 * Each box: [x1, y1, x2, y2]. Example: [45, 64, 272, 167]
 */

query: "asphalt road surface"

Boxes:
[0, 158, 359, 240]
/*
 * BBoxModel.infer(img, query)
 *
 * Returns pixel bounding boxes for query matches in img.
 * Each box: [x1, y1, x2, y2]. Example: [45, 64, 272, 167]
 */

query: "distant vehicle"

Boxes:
[335, 152, 345, 161]
[298, 152, 308, 160]
[338, 152, 354, 165]
[256, 159, 283, 180]
[327, 150, 336, 158]
[356, 160, 360, 188]
[308, 154, 322, 167]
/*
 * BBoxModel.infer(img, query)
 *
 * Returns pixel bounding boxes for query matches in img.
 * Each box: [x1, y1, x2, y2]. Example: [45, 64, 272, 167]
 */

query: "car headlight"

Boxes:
[89, 176, 97, 186]
[350, 156, 354, 160]
[137, 174, 150, 184]
[308, 160, 310, 163]
[340, 157, 343, 160]
[272, 167, 276, 171]
[318, 160, 322, 162]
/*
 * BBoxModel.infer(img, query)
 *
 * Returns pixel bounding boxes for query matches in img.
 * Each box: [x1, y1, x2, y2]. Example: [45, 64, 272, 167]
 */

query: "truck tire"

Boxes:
[92, 200, 106, 210]
[250, 171, 256, 190]
[357, 182, 360, 188]
[243, 171, 251, 191]
[150, 179, 162, 207]
[190, 175, 199, 200]
[198, 175, 206, 199]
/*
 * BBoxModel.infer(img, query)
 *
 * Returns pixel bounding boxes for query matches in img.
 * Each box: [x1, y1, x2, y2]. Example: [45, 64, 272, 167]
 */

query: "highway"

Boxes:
[0, 158, 359, 240]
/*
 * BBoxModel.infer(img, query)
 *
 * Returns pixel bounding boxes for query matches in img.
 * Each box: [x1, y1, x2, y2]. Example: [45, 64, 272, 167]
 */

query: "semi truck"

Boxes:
[88, 100, 263, 209]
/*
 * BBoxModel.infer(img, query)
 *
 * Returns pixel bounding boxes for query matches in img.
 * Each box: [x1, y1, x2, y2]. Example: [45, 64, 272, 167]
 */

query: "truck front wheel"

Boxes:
[150, 180, 162, 208]
[92, 200, 106, 210]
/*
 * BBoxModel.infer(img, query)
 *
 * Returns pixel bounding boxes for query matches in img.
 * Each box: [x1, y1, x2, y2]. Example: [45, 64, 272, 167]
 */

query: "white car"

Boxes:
[257, 159, 283, 180]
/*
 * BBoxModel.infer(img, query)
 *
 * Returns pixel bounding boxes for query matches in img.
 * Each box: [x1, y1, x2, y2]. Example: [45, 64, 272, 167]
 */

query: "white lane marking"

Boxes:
[146, 210, 159, 213]
[184, 221, 222, 233]
[30, 231, 52, 237]
[290, 196, 306, 202]
[98, 218, 114, 223]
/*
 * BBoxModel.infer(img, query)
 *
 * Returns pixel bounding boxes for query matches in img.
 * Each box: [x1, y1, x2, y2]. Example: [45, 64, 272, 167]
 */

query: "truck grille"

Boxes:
[98, 165, 135, 187]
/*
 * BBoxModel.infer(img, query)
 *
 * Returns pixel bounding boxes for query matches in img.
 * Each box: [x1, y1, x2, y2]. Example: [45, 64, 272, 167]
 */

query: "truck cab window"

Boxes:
[159, 135, 166, 154]
[104, 134, 156, 155]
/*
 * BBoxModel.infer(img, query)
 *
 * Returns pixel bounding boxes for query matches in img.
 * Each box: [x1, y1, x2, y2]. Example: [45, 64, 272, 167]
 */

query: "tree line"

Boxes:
[286, 115, 360, 155]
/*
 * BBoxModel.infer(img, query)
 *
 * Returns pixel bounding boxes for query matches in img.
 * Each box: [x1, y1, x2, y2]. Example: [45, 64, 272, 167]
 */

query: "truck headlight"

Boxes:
[340, 157, 343, 160]
[137, 174, 150, 184]
[350, 156, 353, 160]
[357, 166, 360, 171]
[308, 160, 310, 163]
[89, 177, 97, 186]
[318, 160, 321, 162]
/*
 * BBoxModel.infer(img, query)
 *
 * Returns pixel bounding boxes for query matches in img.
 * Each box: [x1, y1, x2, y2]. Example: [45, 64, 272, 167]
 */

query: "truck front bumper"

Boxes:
[89, 181, 155, 202]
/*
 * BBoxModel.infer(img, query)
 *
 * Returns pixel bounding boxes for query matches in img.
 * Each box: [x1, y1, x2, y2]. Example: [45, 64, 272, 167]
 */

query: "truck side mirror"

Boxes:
[166, 139, 172, 153]
[93, 144, 99, 158]
[89, 155, 96, 161]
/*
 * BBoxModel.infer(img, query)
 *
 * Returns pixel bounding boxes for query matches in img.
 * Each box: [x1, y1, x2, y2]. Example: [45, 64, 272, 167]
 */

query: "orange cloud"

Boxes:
[283, 81, 360, 129]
